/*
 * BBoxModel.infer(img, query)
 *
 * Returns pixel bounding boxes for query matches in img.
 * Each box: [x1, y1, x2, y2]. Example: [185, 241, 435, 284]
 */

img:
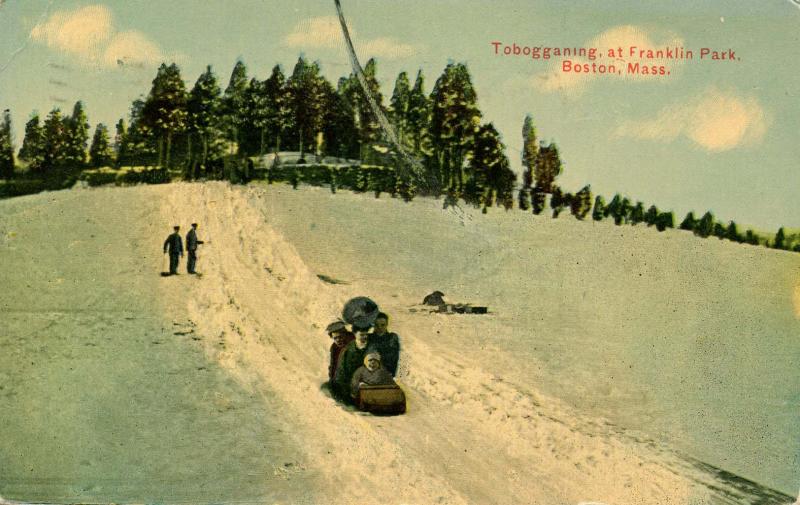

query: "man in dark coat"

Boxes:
[333, 327, 372, 401]
[369, 312, 401, 376]
[327, 320, 354, 383]
[185, 223, 204, 274]
[163, 225, 183, 275]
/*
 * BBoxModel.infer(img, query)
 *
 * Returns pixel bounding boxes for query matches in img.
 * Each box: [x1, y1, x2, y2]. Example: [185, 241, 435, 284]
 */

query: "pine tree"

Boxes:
[468, 123, 515, 211]
[123, 98, 157, 167]
[726, 221, 742, 243]
[531, 187, 546, 215]
[0, 109, 14, 178]
[187, 65, 222, 176]
[406, 70, 430, 156]
[656, 211, 674, 231]
[143, 63, 188, 167]
[644, 204, 659, 227]
[606, 194, 624, 225]
[630, 201, 645, 225]
[551, 186, 567, 218]
[744, 229, 760, 245]
[114, 119, 127, 167]
[533, 143, 562, 194]
[571, 185, 592, 219]
[263, 65, 292, 155]
[64, 101, 89, 167]
[774, 227, 787, 250]
[222, 60, 249, 155]
[679, 211, 696, 231]
[695, 211, 714, 238]
[287, 57, 326, 161]
[430, 62, 481, 193]
[88, 123, 114, 167]
[517, 115, 537, 211]
[592, 195, 605, 221]
[713, 222, 726, 239]
[42, 108, 68, 171]
[19, 113, 46, 170]
[389, 71, 410, 147]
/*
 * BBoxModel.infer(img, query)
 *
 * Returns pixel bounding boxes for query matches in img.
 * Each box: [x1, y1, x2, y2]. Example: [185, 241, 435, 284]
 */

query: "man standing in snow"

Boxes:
[185, 223, 204, 275]
[369, 312, 401, 376]
[163, 225, 183, 276]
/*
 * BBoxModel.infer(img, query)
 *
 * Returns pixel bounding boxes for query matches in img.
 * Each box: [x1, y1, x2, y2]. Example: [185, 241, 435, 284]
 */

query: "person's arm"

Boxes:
[163, 236, 169, 253]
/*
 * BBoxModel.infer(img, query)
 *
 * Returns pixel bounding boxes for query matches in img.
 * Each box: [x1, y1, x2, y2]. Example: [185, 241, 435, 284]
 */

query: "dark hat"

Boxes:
[342, 296, 380, 328]
[191, 223, 198, 227]
[173, 225, 180, 230]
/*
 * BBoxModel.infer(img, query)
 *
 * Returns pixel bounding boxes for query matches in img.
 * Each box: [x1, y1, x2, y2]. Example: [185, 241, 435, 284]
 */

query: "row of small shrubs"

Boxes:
[263, 163, 417, 201]
[81, 166, 171, 187]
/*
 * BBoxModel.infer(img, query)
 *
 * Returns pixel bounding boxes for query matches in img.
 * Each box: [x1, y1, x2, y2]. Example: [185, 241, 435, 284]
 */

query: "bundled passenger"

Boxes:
[369, 312, 401, 376]
[326, 320, 354, 383]
[350, 352, 396, 399]
[333, 326, 372, 400]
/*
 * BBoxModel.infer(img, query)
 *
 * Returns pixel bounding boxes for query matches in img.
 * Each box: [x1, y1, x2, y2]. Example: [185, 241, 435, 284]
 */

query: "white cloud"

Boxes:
[283, 16, 421, 61]
[31, 4, 167, 68]
[614, 87, 768, 152]
[356, 37, 418, 60]
[535, 25, 684, 96]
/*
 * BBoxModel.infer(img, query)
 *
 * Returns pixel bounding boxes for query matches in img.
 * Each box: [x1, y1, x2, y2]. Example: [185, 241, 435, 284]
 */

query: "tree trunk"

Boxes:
[165, 133, 172, 169]
[157, 137, 164, 167]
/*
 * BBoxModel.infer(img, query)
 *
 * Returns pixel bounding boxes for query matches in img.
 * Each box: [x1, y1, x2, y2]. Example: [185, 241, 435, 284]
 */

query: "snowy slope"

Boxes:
[0, 182, 796, 504]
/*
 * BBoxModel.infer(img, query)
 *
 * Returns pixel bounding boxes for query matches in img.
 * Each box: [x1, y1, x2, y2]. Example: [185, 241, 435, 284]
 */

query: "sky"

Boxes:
[0, 0, 798, 230]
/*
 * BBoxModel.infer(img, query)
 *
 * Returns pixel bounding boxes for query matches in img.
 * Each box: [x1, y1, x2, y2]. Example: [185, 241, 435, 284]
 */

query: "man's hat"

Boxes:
[326, 320, 347, 335]
[173, 225, 180, 230]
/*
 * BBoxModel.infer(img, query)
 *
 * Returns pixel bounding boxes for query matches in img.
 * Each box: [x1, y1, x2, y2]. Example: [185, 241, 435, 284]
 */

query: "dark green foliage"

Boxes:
[114, 119, 127, 167]
[18, 113, 45, 169]
[630, 201, 645, 225]
[531, 187, 546, 214]
[143, 63, 188, 167]
[517, 188, 530, 211]
[534, 143, 562, 194]
[521, 115, 537, 190]
[430, 62, 481, 194]
[695, 211, 714, 238]
[468, 123, 515, 212]
[606, 194, 624, 225]
[713, 222, 726, 239]
[406, 70, 431, 157]
[744, 229, 760, 245]
[389, 71, 411, 147]
[222, 60, 249, 152]
[773, 227, 786, 250]
[0, 109, 14, 178]
[89, 123, 114, 167]
[42, 108, 68, 171]
[655, 211, 674, 232]
[571, 185, 592, 220]
[288, 58, 327, 160]
[644, 205, 659, 227]
[187, 65, 223, 178]
[64, 101, 89, 167]
[550, 187, 567, 217]
[592, 195, 605, 221]
[726, 221, 742, 243]
[679, 212, 696, 231]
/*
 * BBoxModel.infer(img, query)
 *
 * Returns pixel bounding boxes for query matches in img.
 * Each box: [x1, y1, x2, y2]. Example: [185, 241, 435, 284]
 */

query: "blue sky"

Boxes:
[0, 0, 798, 230]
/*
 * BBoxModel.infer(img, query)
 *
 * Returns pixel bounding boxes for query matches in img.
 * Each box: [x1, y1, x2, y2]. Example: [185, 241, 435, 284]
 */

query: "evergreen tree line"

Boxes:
[1, 56, 797, 252]
[5, 58, 516, 211]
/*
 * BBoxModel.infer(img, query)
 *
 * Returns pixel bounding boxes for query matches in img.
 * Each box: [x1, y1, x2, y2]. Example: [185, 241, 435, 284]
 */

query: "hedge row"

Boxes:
[81, 166, 171, 187]
[264, 163, 417, 201]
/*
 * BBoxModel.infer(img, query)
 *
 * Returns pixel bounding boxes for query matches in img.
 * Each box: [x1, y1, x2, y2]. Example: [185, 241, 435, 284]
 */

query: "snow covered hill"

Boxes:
[0, 182, 796, 504]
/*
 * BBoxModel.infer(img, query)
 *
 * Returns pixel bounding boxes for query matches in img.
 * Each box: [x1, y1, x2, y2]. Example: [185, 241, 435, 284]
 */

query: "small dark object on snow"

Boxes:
[439, 303, 488, 315]
[422, 291, 446, 306]
[342, 296, 380, 329]
[356, 384, 406, 415]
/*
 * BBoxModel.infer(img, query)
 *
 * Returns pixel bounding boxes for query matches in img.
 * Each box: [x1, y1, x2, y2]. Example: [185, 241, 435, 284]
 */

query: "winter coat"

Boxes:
[350, 365, 396, 398]
[328, 332, 355, 382]
[163, 232, 183, 255]
[369, 331, 400, 376]
[334, 340, 372, 394]
[186, 228, 204, 251]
